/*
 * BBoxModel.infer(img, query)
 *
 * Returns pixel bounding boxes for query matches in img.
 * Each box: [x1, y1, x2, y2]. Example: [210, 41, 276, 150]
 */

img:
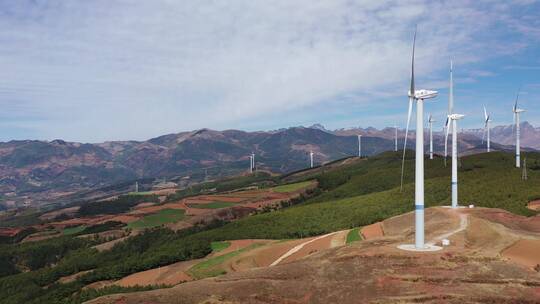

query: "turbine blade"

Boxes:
[512, 112, 516, 135]
[445, 117, 450, 158]
[400, 97, 414, 191]
[449, 60, 453, 115]
[410, 28, 416, 96]
[483, 106, 488, 121]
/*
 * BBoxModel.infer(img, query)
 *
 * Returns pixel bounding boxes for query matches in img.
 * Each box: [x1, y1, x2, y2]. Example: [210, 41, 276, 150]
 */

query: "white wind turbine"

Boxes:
[445, 113, 465, 209]
[428, 114, 436, 160]
[394, 125, 398, 152]
[248, 155, 253, 173]
[251, 152, 255, 171]
[482, 106, 491, 153]
[310, 151, 314, 168]
[398, 30, 440, 251]
[513, 92, 526, 168]
[357, 135, 362, 157]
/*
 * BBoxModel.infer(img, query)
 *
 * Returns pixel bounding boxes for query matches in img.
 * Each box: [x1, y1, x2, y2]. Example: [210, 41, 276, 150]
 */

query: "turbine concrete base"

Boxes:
[397, 244, 442, 252]
[441, 205, 467, 209]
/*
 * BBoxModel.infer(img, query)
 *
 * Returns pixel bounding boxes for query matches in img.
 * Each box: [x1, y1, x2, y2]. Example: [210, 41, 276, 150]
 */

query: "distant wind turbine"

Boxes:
[428, 114, 436, 160]
[394, 125, 398, 152]
[357, 135, 362, 158]
[248, 155, 253, 173]
[310, 151, 314, 168]
[399, 29, 439, 251]
[445, 113, 465, 209]
[482, 106, 491, 153]
[512, 92, 525, 168]
[251, 152, 255, 171]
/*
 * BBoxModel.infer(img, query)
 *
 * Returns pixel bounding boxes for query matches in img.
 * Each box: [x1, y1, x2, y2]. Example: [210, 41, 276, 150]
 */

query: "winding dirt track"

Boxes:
[270, 231, 341, 266]
[427, 211, 468, 246]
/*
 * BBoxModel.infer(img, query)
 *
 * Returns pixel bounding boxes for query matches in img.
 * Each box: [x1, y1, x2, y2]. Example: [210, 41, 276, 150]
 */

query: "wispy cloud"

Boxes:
[0, 0, 538, 142]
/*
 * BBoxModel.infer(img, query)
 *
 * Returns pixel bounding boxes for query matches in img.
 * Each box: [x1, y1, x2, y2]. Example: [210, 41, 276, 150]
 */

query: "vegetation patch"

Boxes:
[127, 191, 154, 196]
[272, 181, 313, 193]
[187, 202, 236, 209]
[78, 194, 159, 216]
[127, 209, 185, 229]
[188, 243, 263, 279]
[210, 241, 231, 253]
[63, 226, 87, 236]
[346, 228, 362, 244]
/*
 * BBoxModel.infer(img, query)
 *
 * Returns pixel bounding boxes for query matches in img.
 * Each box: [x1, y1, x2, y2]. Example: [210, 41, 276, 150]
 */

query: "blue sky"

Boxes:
[0, 0, 539, 142]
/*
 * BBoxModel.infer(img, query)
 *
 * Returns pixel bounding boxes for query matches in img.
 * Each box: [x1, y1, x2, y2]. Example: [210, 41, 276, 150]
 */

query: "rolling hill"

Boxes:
[0, 150, 538, 304]
[0, 123, 537, 209]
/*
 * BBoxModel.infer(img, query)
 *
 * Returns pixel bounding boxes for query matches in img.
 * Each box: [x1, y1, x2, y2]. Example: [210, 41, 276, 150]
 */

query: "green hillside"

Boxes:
[0, 151, 538, 304]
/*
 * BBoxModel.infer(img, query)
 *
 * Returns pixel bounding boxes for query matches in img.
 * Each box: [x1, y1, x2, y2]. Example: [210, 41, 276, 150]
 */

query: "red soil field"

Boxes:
[97, 215, 139, 224]
[0, 227, 23, 237]
[133, 202, 156, 209]
[361, 222, 384, 240]
[39, 206, 80, 221]
[527, 200, 540, 211]
[115, 260, 197, 287]
[470, 208, 540, 233]
[502, 239, 540, 269]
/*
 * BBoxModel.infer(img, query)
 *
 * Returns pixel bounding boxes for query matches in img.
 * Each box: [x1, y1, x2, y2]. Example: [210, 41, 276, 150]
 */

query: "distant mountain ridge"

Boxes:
[0, 122, 537, 209]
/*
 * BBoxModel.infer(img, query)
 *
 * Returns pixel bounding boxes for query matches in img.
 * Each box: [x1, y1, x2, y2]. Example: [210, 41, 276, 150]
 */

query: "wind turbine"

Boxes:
[248, 155, 253, 173]
[482, 106, 491, 153]
[428, 114, 436, 160]
[399, 29, 439, 251]
[310, 151, 314, 168]
[513, 92, 525, 168]
[445, 113, 465, 208]
[394, 125, 398, 152]
[357, 135, 362, 158]
[251, 152, 256, 171]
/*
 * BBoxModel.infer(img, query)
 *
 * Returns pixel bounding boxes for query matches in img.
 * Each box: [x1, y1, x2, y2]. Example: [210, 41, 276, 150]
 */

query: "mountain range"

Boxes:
[0, 122, 537, 209]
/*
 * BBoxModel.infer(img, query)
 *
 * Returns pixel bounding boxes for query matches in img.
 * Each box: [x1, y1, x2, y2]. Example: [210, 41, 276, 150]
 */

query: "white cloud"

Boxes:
[0, 0, 538, 142]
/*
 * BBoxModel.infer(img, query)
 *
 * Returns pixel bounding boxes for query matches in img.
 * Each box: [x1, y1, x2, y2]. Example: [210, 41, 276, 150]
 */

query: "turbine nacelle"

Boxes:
[448, 113, 465, 120]
[409, 89, 438, 100]
[513, 108, 526, 113]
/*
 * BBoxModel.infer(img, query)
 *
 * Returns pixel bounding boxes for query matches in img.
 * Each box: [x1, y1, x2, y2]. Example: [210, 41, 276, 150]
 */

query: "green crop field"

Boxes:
[210, 241, 230, 252]
[127, 209, 186, 229]
[187, 202, 236, 209]
[62, 225, 86, 236]
[272, 181, 314, 193]
[127, 191, 154, 196]
[346, 228, 361, 244]
[188, 243, 263, 279]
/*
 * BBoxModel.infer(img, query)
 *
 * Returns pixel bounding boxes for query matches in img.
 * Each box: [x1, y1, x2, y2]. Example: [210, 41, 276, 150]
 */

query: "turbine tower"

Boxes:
[394, 125, 398, 152]
[399, 29, 439, 251]
[251, 152, 255, 171]
[357, 135, 362, 158]
[482, 106, 491, 153]
[310, 151, 314, 168]
[248, 155, 253, 173]
[428, 114, 436, 160]
[513, 93, 525, 168]
[445, 113, 465, 208]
